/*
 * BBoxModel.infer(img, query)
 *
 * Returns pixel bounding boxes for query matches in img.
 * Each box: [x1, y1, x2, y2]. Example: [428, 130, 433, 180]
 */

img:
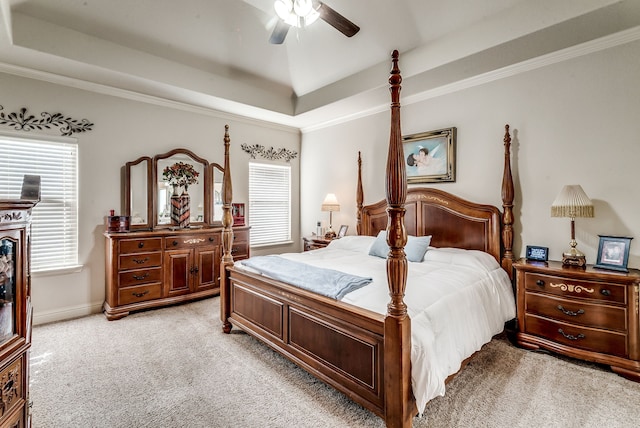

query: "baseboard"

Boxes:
[33, 302, 104, 326]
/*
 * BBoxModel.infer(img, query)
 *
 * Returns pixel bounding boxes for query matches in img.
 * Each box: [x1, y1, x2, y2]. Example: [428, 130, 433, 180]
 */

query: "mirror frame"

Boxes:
[152, 148, 210, 229]
[209, 162, 225, 226]
[123, 156, 153, 231]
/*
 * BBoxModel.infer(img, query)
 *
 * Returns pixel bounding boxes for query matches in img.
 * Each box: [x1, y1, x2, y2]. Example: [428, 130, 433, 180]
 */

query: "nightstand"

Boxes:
[514, 259, 640, 381]
[302, 235, 334, 251]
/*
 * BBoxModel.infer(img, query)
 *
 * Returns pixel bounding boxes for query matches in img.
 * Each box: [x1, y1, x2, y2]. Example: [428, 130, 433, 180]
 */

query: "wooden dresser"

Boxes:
[104, 226, 249, 320]
[0, 200, 36, 427]
[514, 259, 640, 381]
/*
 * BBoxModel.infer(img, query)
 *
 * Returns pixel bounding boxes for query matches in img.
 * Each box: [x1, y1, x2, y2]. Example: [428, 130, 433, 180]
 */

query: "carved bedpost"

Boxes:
[356, 151, 364, 235]
[220, 125, 234, 334]
[501, 124, 515, 278]
[383, 50, 414, 428]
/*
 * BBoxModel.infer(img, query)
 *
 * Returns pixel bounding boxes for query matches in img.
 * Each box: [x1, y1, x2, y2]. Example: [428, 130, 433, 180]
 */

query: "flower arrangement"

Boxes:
[162, 162, 200, 188]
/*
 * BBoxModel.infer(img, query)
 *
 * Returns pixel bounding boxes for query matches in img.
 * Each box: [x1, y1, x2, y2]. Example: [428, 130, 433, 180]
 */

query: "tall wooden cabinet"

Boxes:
[0, 200, 36, 427]
[104, 226, 249, 320]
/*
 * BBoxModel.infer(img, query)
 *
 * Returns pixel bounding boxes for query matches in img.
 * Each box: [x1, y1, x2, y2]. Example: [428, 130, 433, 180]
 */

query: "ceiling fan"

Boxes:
[269, 0, 360, 44]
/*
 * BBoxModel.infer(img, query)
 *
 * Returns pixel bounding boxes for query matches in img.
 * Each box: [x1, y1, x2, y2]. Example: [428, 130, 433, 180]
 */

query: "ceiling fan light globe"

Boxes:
[293, 0, 313, 17]
[274, 0, 293, 21]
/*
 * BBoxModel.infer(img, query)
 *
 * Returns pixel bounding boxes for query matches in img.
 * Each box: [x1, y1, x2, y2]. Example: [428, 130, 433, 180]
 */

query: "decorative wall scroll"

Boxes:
[0, 105, 94, 136]
[240, 143, 298, 162]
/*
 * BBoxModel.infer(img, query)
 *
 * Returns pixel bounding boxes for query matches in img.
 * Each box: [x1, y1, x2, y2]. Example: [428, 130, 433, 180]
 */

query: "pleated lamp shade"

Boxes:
[550, 185, 594, 219]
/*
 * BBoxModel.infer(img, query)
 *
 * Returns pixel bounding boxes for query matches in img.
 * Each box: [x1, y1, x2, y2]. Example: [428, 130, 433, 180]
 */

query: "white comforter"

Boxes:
[237, 235, 516, 413]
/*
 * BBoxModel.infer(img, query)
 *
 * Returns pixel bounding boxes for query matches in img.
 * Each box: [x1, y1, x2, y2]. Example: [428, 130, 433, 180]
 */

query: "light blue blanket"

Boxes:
[240, 255, 372, 300]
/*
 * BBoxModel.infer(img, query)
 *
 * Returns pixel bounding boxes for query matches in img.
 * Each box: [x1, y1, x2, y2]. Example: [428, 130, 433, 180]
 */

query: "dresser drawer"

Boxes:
[231, 241, 250, 260]
[524, 314, 627, 358]
[119, 283, 162, 305]
[119, 238, 163, 254]
[119, 252, 162, 270]
[525, 292, 627, 332]
[118, 267, 162, 287]
[233, 229, 249, 243]
[165, 234, 219, 249]
[524, 272, 626, 304]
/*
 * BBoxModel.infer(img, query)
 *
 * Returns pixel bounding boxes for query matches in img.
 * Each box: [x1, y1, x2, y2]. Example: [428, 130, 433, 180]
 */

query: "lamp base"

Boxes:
[562, 251, 586, 268]
[324, 227, 336, 239]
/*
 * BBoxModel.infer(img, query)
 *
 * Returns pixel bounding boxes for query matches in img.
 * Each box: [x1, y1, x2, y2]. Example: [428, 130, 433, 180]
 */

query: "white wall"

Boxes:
[301, 40, 640, 269]
[0, 73, 301, 325]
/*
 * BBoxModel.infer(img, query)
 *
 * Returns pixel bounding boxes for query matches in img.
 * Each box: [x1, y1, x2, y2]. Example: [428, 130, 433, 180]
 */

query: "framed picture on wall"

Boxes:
[403, 127, 456, 183]
[594, 235, 633, 272]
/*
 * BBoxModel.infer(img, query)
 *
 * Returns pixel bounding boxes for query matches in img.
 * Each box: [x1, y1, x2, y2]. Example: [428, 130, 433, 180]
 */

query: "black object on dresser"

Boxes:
[514, 259, 640, 381]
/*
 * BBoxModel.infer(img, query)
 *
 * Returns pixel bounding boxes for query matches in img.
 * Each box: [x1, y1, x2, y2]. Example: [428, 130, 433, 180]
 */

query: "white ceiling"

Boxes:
[1, 0, 640, 130]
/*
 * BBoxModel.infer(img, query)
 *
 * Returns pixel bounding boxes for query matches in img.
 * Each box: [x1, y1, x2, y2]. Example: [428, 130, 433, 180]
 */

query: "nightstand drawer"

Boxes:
[119, 283, 162, 305]
[524, 272, 626, 304]
[118, 267, 162, 287]
[525, 314, 627, 358]
[119, 252, 162, 270]
[525, 292, 627, 332]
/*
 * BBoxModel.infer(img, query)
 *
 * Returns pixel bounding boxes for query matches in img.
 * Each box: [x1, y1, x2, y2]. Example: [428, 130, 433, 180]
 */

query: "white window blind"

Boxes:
[248, 162, 291, 246]
[0, 134, 78, 272]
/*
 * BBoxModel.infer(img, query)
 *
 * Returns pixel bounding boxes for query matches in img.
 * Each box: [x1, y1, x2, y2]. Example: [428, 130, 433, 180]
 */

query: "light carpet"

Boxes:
[30, 297, 640, 427]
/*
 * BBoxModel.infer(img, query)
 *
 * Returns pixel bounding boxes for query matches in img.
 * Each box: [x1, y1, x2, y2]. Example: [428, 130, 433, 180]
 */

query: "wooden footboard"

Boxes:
[228, 267, 387, 417]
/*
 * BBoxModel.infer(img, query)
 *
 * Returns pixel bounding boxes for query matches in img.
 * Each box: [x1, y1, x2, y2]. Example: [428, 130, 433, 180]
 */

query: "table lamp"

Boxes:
[321, 193, 340, 238]
[551, 185, 594, 267]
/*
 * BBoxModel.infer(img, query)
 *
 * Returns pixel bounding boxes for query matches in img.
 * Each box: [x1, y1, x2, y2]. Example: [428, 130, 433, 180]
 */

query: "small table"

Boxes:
[302, 235, 334, 251]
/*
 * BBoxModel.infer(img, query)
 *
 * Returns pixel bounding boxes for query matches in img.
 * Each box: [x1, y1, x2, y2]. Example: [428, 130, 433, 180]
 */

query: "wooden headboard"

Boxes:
[355, 125, 515, 272]
[359, 188, 502, 262]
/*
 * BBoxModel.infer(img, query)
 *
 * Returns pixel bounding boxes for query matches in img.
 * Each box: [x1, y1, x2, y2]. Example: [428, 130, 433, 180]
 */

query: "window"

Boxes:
[248, 162, 291, 247]
[0, 134, 78, 272]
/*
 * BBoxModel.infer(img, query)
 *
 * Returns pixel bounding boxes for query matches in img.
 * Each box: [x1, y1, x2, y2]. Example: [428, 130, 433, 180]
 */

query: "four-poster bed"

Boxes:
[218, 51, 516, 428]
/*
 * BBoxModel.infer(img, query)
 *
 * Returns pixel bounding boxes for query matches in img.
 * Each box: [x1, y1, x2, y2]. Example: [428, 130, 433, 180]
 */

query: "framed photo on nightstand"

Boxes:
[594, 235, 633, 272]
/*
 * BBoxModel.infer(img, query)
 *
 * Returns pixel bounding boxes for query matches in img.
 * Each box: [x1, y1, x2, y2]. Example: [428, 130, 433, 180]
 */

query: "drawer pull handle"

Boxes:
[132, 290, 149, 298]
[209, 237, 215, 242]
[138, 242, 144, 248]
[557, 305, 584, 317]
[558, 328, 585, 341]
[536, 280, 545, 287]
[190, 266, 199, 274]
[601, 289, 611, 296]
[173, 240, 179, 246]
[132, 272, 149, 281]
[133, 257, 149, 264]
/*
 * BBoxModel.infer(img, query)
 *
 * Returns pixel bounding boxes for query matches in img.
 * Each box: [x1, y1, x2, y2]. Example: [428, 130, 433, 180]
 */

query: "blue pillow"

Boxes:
[368, 231, 432, 262]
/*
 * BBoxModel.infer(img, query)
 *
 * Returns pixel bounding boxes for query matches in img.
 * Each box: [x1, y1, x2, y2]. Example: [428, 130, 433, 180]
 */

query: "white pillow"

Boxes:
[326, 235, 375, 253]
[368, 231, 432, 262]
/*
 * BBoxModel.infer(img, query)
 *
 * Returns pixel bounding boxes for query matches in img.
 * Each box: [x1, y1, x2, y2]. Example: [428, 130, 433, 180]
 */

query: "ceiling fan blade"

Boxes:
[317, 1, 360, 37]
[269, 19, 290, 44]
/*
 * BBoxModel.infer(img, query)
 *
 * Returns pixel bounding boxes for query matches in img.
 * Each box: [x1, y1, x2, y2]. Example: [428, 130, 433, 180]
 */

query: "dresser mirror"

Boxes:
[153, 149, 209, 229]
[123, 148, 215, 230]
[123, 156, 152, 230]
[211, 163, 224, 224]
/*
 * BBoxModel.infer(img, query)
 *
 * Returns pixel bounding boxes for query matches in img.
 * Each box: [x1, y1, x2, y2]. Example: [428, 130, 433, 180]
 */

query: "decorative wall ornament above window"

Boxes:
[240, 143, 298, 162]
[0, 105, 94, 136]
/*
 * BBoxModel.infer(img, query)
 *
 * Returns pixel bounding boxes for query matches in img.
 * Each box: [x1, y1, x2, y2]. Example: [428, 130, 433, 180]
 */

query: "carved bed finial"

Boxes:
[220, 124, 234, 333]
[384, 50, 415, 427]
[501, 124, 515, 277]
[356, 151, 363, 235]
